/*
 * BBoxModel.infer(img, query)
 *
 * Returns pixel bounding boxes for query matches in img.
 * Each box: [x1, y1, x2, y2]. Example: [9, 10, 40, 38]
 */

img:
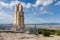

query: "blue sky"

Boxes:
[0, 0, 60, 24]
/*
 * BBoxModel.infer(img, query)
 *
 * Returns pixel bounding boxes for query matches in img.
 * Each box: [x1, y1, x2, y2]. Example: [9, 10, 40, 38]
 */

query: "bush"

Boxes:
[42, 30, 50, 37]
[55, 30, 60, 35]
[50, 30, 55, 35]
[38, 29, 42, 34]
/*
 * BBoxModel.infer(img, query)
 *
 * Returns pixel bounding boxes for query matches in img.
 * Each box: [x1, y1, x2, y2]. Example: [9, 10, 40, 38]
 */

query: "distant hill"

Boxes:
[39, 23, 60, 25]
[25, 23, 60, 25]
[0, 23, 60, 30]
[0, 24, 13, 30]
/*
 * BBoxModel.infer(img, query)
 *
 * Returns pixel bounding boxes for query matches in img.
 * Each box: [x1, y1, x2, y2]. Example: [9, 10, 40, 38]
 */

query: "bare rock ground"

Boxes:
[0, 33, 60, 40]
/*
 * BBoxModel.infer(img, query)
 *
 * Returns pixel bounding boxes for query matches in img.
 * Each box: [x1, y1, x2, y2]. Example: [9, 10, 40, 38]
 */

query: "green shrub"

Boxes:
[50, 30, 55, 35]
[50, 32, 55, 35]
[38, 29, 42, 34]
[55, 30, 60, 35]
[42, 30, 50, 37]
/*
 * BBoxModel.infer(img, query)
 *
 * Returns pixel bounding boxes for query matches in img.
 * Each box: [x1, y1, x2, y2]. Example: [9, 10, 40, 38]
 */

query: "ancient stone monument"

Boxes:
[13, 4, 24, 32]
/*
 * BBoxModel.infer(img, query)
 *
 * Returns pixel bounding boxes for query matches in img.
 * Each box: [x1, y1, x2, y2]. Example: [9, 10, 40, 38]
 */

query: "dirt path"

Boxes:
[0, 33, 60, 40]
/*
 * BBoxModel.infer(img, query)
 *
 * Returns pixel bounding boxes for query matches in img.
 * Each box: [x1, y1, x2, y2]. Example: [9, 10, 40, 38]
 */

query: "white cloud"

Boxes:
[9, 0, 20, 7]
[0, 0, 19, 8]
[0, 0, 53, 8]
[0, 11, 14, 24]
[0, 0, 31, 8]
[0, 1, 9, 7]
[39, 7, 54, 15]
[32, 0, 53, 7]
[20, 2, 31, 8]
[25, 3, 31, 8]
[40, 10, 54, 15]
[55, 1, 60, 5]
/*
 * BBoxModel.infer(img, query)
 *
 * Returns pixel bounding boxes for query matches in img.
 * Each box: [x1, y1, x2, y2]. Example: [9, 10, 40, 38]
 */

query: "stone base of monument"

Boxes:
[19, 29, 24, 33]
[13, 29, 24, 33]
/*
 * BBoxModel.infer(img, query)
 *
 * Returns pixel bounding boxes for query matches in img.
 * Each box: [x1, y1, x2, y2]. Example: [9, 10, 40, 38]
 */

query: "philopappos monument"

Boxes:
[13, 3, 24, 32]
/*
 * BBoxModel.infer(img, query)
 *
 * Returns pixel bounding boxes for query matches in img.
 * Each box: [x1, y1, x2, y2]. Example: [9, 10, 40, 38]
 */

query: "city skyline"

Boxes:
[0, 0, 60, 24]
